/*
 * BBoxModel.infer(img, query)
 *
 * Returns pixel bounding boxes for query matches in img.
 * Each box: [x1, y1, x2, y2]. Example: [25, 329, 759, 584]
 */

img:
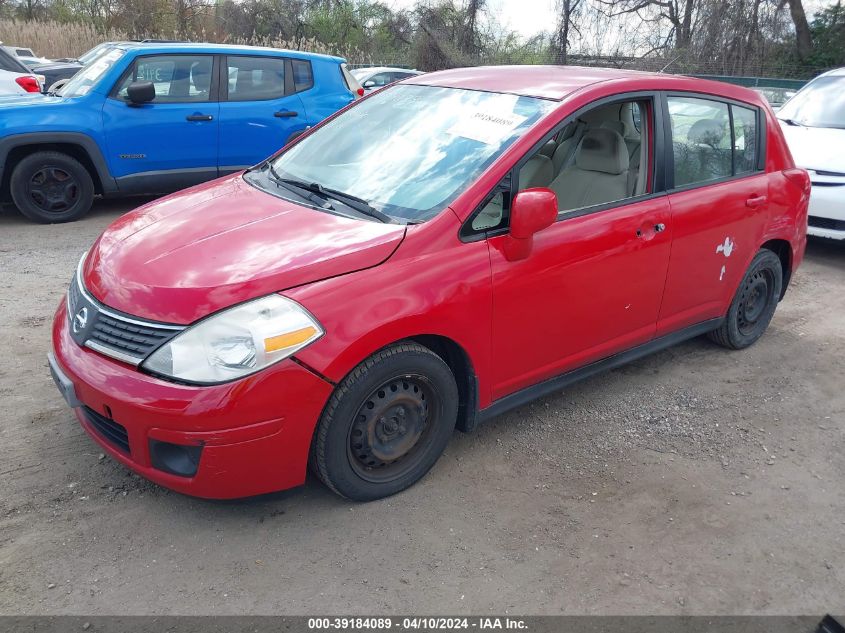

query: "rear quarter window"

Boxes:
[292, 60, 313, 92]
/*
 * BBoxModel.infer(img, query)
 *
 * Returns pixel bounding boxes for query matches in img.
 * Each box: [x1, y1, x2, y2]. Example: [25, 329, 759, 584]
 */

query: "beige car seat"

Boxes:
[549, 128, 630, 210]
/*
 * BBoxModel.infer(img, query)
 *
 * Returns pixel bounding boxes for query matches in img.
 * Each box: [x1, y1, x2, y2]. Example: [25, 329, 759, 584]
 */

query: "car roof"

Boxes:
[113, 41, 345, 64]
[818, 67, 845, 77]
[405, 64, 765, 103]
[355, 66, 419, 75]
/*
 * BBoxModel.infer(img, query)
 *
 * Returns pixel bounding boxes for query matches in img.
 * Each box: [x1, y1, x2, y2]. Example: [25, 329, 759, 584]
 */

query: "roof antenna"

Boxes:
[659, 55, 681, 73]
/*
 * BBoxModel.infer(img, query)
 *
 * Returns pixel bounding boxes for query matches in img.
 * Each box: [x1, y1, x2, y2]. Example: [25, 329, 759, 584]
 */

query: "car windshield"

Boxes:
[78, 42, 114, 65]
[350, 68, 369, 80]
[262, 84, 555, 222]
[778, 76, 845, 129]
[60, 46, 124, 97]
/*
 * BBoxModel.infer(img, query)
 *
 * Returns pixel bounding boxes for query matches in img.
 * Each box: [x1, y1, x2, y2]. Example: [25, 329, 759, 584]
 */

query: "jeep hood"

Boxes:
[83, 174, 406, 324]
[0, 93, 60, 108]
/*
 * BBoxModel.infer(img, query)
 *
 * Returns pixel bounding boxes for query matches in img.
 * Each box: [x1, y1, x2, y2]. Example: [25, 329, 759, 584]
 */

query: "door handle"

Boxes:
[636, 223, 666, 238]
[186, 114, 213, 122]
[746, 195, 767, 208]
[274, 111, 298, 118]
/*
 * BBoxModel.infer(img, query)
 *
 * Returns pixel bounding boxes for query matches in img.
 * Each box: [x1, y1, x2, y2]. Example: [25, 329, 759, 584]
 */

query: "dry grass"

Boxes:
[0, 20, 126, 59]
[0, 19, 366, 62]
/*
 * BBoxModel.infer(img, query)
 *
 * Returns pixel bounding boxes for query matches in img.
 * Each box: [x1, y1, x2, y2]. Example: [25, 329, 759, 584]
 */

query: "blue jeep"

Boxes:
[0, 42, 357, 223]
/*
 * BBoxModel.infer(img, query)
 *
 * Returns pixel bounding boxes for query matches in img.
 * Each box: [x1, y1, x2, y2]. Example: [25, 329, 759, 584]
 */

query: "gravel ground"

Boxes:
[0, 198, 843, 615]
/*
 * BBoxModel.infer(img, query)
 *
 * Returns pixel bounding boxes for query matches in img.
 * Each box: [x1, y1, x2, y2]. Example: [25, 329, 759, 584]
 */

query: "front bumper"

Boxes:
[51, 300, 334, 499]
[807, 181, 845, 240]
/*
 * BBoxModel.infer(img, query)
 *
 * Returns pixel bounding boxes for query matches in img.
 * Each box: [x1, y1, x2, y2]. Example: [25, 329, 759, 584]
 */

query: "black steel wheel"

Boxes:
[10, 151, 94, 223]
[347, 374, 438, 483]
[709, 249, 783, 350]
[311, 343, 458, 501]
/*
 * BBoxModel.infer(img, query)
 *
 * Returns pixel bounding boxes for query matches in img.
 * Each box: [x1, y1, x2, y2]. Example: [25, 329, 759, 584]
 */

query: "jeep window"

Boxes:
[61, 47, 124, 97]
[226, 56, 285, 101]
[258, 84, 554, 223]
[291, 60, 313, 92]
[115, 55, 214, 102]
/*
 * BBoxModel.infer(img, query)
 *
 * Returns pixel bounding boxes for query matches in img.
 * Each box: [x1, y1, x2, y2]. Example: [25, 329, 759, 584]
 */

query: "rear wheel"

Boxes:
[311, 343, 458, 501]
[10, 151, 94, 223]
[709, 249, 783, 350]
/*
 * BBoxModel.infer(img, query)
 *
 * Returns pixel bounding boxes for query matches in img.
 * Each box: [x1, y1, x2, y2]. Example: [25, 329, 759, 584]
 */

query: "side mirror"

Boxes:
[126, 81, 155, 105]
[362, 79, 376, 89]
[504, 188, 557, 261]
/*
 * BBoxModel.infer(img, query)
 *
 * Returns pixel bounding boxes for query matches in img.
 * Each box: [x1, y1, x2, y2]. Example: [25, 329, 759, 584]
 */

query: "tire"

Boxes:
[311, 342, 459, 501]
[48, 78, 70, 94]
[708, 249, 783, 350]
[10, 151, 95, 223]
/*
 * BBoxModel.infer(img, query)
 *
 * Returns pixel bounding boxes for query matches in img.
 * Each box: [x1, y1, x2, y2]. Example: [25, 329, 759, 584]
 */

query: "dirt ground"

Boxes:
[0, 198, 843, 616]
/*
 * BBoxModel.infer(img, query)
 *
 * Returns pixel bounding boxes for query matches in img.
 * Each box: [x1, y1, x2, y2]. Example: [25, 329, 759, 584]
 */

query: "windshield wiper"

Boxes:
[310, 182, 395, 224]
[263, 164, 336, 209]
[778, 117, 804, 127]
[275, 176, 394, 224]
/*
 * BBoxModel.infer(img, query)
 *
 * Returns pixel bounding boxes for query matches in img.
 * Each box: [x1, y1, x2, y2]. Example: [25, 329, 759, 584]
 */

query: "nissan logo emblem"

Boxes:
[73, 307, 89, 334]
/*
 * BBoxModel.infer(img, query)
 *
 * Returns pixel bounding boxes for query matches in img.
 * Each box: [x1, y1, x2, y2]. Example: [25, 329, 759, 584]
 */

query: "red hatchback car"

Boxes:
[49, 66, 810, 501]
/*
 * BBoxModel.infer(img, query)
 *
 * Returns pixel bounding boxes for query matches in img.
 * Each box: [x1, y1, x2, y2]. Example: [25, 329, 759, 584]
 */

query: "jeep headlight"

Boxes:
[143, 295, 323, 384]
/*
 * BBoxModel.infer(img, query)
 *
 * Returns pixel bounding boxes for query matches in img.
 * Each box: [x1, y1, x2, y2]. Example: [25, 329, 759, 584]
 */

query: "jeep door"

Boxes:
[102, 53, 220, 193]
[217, 55, 309, 173]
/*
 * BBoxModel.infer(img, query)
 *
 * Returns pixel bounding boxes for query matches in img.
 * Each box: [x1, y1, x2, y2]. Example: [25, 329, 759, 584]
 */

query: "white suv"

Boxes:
[778, 67, 845, 240]
[0, 46, 42, 95]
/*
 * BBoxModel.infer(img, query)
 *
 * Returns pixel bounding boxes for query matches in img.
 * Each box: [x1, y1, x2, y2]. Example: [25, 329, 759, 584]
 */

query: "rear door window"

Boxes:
[226, 55, 285, 101]
[668, 97, 732, 186]
[668, 96, 761, 187]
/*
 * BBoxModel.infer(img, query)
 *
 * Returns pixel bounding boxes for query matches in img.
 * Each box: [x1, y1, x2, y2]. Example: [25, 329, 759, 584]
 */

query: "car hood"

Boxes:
[779, 122, 845, 173]
[83, 174, 407, 324]
[30, 61, 82, 72]
[0, 92, 58, 108]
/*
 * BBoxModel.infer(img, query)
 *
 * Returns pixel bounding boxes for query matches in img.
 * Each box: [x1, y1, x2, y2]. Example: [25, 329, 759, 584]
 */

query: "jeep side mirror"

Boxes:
[504, 188, 558, 261]
[126, 81, 155, 105]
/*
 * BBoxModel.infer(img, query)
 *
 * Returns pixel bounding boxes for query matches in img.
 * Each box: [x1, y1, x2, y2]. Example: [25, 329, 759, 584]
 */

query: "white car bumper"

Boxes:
[807, 171, 845, 240]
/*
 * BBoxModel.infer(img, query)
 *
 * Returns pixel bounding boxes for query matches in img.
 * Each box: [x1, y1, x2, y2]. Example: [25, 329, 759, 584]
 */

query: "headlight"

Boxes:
[142, 295, 323, 384]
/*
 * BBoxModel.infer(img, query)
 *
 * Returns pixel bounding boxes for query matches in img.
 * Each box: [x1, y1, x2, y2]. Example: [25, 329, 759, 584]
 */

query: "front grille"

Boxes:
[67, 262, 184, 365]
[809, 216, 845, 231]
[82, 406, 130, 454]
[89, 312, 178, 359]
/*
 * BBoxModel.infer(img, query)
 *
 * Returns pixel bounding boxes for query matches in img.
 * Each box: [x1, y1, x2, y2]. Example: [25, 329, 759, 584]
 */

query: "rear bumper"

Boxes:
[51, 300, 334, 499]
[807, 183, 845, 240]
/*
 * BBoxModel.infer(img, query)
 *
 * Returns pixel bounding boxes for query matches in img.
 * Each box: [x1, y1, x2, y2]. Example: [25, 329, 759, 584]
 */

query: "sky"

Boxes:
[385, 0, 832, 39]
[388, 0, 559, 37]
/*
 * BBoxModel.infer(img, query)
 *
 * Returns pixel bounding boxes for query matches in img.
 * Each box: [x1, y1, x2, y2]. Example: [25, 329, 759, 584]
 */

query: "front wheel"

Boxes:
[310, 343, 458, 501]
[10, 151, 95, 223]
[709, 249, 783, 350]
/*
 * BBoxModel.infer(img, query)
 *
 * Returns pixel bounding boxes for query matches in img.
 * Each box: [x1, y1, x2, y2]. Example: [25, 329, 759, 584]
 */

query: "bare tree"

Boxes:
[554, 0, 582, 63]
[598, 0, 698, 50]
[780, 0, 814, 60]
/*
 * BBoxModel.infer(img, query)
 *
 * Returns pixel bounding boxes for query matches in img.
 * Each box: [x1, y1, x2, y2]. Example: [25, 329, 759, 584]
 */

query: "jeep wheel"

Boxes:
[10, 151, 95, 223]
